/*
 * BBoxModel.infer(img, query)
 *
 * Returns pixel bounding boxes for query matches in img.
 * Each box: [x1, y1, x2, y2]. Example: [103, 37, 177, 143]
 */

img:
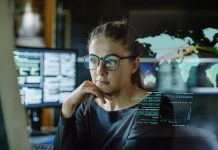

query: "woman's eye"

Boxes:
[90, 58, 97, 63]
[107, 60, 117, 66]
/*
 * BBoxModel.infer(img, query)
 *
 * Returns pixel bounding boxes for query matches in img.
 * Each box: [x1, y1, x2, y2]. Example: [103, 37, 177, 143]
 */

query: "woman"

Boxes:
[54, 20, 174, 150]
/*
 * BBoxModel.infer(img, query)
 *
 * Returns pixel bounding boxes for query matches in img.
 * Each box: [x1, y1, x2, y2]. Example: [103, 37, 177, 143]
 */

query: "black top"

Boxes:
[54, 92, 175, 150]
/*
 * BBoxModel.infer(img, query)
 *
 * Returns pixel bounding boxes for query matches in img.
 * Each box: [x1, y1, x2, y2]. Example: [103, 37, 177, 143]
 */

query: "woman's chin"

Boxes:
[96, 85, 112, 93]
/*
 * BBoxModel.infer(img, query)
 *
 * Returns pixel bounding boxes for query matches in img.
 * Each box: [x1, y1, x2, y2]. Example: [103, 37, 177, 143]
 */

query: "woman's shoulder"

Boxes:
[131, 89, 152, 104]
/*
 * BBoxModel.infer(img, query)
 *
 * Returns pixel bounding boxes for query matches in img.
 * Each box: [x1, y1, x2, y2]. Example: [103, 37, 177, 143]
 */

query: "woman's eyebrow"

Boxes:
[104, 53, 119, 57]
[89, 53, 117, 58]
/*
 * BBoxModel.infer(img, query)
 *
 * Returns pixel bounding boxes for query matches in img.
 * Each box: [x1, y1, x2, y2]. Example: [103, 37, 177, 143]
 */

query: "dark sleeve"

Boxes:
[53, 103, 90, 150]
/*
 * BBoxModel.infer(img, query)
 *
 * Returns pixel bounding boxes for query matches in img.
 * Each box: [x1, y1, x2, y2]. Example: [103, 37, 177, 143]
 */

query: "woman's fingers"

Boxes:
[103, 93, 112, 100]
[86, 87, 106, 104]
[83, 81, 110, 104]
[62, 80, 110, 118]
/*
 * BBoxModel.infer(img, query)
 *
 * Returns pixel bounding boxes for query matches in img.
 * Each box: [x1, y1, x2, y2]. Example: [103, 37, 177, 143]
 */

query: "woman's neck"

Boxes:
[96, 84, 149, 111]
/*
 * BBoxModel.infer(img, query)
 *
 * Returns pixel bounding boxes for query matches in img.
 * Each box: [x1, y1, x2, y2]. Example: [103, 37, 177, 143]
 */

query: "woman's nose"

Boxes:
[96, 60, 107, 75]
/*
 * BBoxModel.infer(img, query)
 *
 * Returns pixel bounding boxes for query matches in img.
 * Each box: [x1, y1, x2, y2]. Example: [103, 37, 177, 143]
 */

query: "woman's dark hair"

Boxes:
[88, 19, 144, 89]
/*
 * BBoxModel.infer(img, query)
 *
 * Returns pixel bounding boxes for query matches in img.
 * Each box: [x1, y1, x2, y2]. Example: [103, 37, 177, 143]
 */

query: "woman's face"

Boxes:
[88, 37, 137, 94]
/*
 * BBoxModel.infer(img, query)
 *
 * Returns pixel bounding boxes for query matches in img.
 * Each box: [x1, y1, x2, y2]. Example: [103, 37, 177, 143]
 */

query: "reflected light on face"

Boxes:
[88, 37, 134, 94]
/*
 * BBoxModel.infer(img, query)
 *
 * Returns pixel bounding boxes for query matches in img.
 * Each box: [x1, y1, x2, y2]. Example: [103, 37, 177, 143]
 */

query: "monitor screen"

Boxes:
[132, 10, 218, 134]
[139, 57, 218, 132]
[140, 58, 218, 93]
[14, 47, 77, 108]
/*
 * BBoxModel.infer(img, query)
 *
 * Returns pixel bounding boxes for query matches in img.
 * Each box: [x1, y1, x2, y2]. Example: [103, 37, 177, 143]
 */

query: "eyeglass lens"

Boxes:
[84, 55, 120, 71]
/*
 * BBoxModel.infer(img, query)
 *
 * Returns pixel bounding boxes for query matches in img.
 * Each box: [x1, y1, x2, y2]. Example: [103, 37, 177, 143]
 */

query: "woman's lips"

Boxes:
[96, 80, 109, 84]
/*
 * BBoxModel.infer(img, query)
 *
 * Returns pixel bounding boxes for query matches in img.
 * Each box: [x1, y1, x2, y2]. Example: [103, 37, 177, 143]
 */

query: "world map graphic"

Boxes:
[136, 28, 218, 88]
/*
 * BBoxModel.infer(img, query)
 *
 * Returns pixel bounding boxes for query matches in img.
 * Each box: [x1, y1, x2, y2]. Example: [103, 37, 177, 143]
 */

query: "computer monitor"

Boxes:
[132, 9, 218, 131]
[140, 59, 193, 126]
[140, 58, 218, 93]
[139, 56, 218, 131]
[13, 47, 77, 108]
[0, 0, 32, 149]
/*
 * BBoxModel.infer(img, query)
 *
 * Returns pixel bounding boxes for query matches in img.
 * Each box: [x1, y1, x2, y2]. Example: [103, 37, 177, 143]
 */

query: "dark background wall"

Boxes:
[64, 0, 217, 54]
[60, 0, 217, 85]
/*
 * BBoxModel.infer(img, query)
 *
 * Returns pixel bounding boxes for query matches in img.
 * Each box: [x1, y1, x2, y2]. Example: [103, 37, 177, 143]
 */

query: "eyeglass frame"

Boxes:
[83, 53, 137, 71]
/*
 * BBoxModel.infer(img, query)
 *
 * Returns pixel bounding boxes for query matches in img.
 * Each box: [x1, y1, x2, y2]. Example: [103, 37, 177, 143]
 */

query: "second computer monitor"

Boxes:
[14, 47, 77, 108]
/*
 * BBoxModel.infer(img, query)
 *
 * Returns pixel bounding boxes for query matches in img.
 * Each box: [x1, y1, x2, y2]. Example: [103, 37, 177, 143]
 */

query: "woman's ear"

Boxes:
[131, 57, 140, 74]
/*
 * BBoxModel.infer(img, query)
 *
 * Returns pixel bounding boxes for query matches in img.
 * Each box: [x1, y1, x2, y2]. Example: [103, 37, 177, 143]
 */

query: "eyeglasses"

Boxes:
[83, 54, 137, 71]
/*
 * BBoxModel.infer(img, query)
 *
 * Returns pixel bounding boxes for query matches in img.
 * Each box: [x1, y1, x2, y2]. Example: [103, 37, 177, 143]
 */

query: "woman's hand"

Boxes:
[61, 80, 111, 118]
